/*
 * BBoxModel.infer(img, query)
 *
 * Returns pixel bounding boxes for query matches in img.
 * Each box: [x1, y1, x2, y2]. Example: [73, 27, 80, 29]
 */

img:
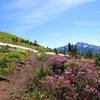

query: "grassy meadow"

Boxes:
[0, 32, 53, 53]
[0, 49, 28, 76]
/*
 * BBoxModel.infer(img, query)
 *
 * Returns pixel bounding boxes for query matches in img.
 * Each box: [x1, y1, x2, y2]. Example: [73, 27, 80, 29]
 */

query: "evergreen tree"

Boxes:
[74, 45, 77, 54]
[68, 42, 71, 52]
[12, 38, 18, 43]
[54, 48, 58, 55]
[68, 43, 77, 57]
[34, 40, 38, 46]
[85, 50, 93, 58]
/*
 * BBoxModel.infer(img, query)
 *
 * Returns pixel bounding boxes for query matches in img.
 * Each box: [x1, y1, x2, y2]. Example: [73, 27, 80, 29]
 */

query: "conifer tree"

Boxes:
[54, 48, 58, 55]
[68, 43, 77, 57]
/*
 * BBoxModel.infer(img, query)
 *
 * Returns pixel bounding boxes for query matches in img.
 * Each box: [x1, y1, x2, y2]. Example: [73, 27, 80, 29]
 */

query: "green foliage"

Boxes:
[84, 50, 93, 58]
[0, 51, 27, 76]
[25, 55, 99, 100]
[0, 31, 50, 52]
[54, 48, 58, 55]
[95, 66, 100, 70]
[95, 57, 100, 66]
[0, 45, 10, 52]
[95, 51, 100, 57]
[38, 52, 47, 62]
[33, 65, 48, 80]
[24, 64, 52, 100]
[0, 32, 19, 43]
[26, 91, 46, 100]
[33, 40, 38, 46]
[46, 47, 54, 52]
[24, 89, 49, 100]
[68, 42, 77, 56]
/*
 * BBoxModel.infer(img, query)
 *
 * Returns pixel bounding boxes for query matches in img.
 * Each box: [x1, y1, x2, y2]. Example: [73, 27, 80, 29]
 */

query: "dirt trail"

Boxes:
[0, 53, 37, 100]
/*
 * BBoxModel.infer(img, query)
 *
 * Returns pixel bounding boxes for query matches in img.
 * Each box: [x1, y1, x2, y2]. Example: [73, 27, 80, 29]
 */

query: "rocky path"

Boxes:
[0, 53, 37, 100]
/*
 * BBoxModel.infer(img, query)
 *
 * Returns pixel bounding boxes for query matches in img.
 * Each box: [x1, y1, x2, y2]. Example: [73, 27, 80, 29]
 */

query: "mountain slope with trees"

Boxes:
[57, 42, 100, 55]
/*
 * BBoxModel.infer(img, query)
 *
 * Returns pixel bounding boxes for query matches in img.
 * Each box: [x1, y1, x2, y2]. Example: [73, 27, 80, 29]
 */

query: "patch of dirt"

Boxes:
[0, 53, 37, 100]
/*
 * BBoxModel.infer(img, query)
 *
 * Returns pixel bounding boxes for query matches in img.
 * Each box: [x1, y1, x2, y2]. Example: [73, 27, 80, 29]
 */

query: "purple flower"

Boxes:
[84, 85, 95, 93]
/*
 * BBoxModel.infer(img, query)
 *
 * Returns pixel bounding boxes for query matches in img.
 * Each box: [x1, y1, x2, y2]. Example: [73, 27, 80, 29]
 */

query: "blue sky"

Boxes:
[0, 0, 100, 48]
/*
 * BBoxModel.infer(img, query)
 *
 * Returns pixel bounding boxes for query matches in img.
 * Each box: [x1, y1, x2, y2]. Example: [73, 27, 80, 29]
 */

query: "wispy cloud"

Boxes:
[12, 0, 37, 8]
[75, 21, 100, 27]
[1, 0, 95, 31]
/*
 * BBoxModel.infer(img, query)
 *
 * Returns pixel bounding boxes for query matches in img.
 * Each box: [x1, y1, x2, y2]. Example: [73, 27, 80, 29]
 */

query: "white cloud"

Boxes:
[3, 0, 95, 30]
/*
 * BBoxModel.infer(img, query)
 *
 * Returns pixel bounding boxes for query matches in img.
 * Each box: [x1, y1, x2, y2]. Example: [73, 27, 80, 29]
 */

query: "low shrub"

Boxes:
[0, 51, 27, 76]
[95, 57, 100, 66]
[25, 55, 100, 100]
[46, 56, 66, 75]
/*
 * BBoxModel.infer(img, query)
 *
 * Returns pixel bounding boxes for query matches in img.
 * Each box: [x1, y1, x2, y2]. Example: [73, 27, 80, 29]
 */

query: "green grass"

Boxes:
[0, 31, 53, 77]
[0, 51, 28, 76]
[0, 32, 53, 52]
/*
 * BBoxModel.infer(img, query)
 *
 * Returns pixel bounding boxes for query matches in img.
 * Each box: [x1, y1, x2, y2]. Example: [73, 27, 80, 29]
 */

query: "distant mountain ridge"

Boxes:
[57, 42, 100, 54]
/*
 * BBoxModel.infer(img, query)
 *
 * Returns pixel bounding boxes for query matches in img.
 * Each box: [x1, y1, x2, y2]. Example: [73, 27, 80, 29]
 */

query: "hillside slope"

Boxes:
[0, 32, 53, 52]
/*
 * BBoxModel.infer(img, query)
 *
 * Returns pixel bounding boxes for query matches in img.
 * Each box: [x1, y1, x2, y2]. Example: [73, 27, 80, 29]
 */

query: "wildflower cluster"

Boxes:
[42, 56, 100, 99]
[45, 55, 67, 75]
[31, 55, 100, 100]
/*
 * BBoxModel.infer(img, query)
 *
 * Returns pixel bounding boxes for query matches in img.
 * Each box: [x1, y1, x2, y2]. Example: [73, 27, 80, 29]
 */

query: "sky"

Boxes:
[0, 0, 100, 48]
